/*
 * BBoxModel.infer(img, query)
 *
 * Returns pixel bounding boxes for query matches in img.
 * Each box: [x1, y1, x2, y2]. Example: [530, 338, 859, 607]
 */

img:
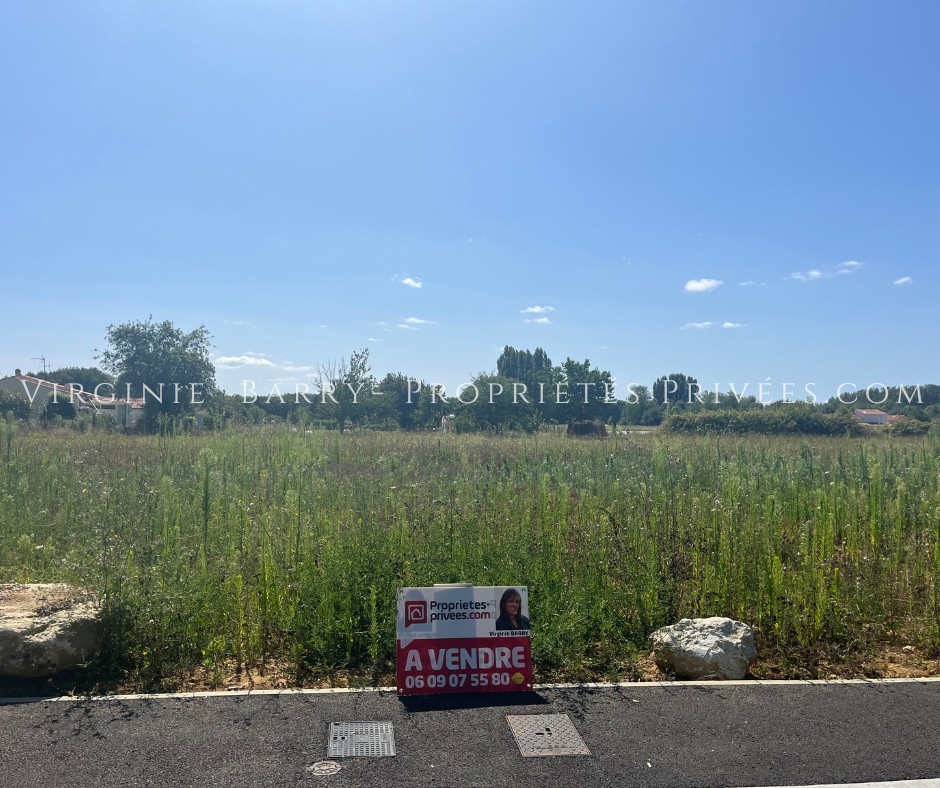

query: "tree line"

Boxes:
[4, 319, 940, 434]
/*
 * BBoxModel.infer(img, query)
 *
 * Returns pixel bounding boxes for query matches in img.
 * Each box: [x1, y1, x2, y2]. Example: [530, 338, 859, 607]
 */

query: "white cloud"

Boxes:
[788, 269, 822, 282]
[318, 325, 329, 329]
[789, 261, 865, 282]
[398, 323, 418, 330]
[404, 317, 437, 325]
[217, 352, 321, 372]
[525, 317, 551, 325]
[401, 277, 423, 289]
[521, 305, 555, 314]
[838, 260, 864, 271]
[223, 319, 254, 326]
[680, 320, 744, 329]
[368, 337, 382, 342]
[216, 355, 276, 368]
[684, 279, 723, 293]
[739, 281, 756, 287]
[894, 276, 913, 286]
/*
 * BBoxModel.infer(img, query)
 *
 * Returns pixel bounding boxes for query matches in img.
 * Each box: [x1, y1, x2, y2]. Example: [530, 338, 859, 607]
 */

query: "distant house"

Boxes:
[0, 369, 94, 417]
[886, 414, 908, 424]
[0, 369, 144, 428]
[853, 408, 889, 425]
[86, 393, 146, 430]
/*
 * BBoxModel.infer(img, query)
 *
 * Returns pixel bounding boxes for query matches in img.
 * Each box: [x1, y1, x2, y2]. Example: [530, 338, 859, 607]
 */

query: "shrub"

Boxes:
[663, 408, 858, 436]
[889, 418, 931, 436]
[0, 389, 31, 421]
[567, 419, 608, 438]
[44, 397, 76, 421]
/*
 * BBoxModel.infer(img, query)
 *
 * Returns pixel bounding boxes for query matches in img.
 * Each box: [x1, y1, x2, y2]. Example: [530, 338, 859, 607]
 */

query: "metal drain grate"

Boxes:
[327, 721, 396, 758]
[506, 714, 591, 757]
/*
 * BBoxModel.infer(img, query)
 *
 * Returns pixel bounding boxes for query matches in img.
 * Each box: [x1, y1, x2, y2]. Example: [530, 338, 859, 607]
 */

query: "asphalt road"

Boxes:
[1, 680, 938, 788]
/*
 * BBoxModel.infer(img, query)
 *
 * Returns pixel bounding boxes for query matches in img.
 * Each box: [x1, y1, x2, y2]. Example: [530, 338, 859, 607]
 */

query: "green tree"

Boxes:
[413, 384, 449, 429]
[713, 390, 761, 410]
[453, 372, 541, 433]
[553, 357, 615, 424]
[99, 318, 217, 429]
[374, 372, 421, 429]
[652, 372, 700, 410]
[34, 366, 113, 393]
[316, 348, 374, 431]
[495, 346, 558, 420]
[496, 346, 553, 389]
[621, 384, 654, 425]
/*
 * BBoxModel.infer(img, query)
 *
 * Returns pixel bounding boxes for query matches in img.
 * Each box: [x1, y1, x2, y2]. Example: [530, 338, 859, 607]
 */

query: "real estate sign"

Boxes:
[396, 585, 534, 696]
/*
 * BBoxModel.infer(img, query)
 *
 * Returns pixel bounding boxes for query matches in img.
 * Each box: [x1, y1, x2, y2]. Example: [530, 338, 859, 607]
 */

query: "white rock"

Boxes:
[0, 583, 102, 677]
[650, 617, 756, 680]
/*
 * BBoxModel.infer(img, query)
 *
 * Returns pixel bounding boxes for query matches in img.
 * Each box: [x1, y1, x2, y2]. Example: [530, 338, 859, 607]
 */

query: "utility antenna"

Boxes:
[31, 356, 49, 374]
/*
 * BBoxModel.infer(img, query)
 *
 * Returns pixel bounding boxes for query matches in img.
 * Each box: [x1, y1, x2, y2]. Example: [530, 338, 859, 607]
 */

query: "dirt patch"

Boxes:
[172, 660, 393, 693]
[2, 647, 938, 698]
[1, 583, 82, 616]
[0, 583, 96, 620]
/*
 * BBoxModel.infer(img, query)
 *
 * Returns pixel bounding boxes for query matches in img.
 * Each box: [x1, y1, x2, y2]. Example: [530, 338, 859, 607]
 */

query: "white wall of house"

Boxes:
[0, 376, 57, 417]
[115, 402, 144, 429]
[853, 409, 889, 425]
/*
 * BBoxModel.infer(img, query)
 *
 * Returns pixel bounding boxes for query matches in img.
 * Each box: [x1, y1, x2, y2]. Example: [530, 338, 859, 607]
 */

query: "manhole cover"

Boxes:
[506, 714, 591, 757]
[327, 721, 396, 758]
[307, 760, 342, 776]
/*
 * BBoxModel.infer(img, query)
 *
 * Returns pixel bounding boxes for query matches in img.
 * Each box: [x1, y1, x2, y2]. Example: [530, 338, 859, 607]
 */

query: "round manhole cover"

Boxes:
[308, 760, 342, 776]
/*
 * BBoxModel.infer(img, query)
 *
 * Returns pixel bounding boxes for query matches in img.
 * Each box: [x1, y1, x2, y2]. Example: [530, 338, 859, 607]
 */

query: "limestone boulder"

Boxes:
[0, 583, 102, 677]
[650, 617, 756, 680]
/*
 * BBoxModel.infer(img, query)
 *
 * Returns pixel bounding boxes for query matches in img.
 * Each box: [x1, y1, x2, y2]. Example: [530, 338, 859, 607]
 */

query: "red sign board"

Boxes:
[396, 585, 533, 696]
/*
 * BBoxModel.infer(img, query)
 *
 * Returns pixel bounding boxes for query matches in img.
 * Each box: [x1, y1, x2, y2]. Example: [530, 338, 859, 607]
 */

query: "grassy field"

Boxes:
[2, 421, 939, 689]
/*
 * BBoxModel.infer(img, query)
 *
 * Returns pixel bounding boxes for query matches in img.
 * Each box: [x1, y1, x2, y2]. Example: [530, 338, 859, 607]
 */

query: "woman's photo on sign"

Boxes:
[495, 588, 530, 632]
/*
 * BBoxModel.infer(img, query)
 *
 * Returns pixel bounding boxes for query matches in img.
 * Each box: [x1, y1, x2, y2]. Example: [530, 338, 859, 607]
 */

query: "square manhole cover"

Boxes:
[327, 721, 396, 758]
[506, 714, 591, 757]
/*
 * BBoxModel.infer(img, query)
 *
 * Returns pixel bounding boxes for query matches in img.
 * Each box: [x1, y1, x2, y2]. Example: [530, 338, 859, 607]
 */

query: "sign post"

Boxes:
[396, 584, 534, 696]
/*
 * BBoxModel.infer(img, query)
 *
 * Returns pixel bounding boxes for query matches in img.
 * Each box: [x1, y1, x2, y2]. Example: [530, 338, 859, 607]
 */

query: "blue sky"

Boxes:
[2, 1, 937, 400]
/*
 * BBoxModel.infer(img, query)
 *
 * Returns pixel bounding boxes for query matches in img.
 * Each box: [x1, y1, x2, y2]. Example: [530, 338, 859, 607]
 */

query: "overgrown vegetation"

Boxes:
[1, 423, 938, 688]
[663, 408, 860, 436]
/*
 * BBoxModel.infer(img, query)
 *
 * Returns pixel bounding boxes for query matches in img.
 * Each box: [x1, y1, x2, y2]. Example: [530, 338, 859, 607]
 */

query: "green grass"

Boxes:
[2, 420, 939, 687]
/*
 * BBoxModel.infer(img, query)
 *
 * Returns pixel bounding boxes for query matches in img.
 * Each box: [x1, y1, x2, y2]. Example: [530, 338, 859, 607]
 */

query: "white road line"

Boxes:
[743, 781, 940, 788]
[1, 676, 939, 704]
[539, 677, 940, 689]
